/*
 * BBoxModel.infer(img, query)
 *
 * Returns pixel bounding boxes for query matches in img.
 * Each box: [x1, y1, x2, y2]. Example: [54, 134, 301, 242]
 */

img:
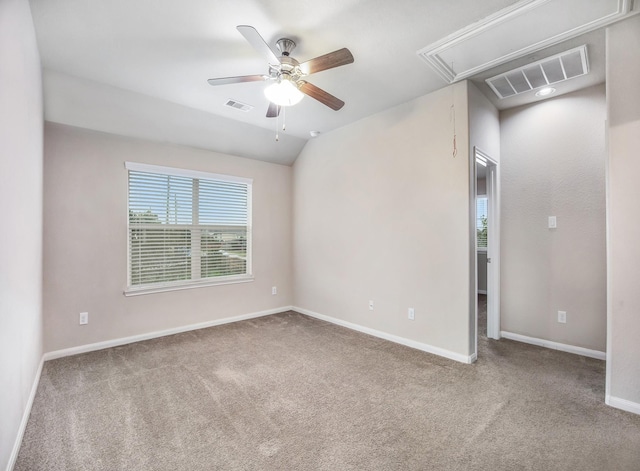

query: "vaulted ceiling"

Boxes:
[29, 0, 634, 165]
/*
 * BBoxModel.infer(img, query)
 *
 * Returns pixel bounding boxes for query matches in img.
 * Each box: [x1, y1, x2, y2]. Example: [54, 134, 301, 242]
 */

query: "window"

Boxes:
[125, 162, 252, 294]
[476, 197, 488, 249]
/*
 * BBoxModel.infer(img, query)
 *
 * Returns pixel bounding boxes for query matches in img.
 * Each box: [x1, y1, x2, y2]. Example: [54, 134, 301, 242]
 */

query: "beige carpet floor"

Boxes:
[15, 307, 640, 470]
[478, 293, 487, 338]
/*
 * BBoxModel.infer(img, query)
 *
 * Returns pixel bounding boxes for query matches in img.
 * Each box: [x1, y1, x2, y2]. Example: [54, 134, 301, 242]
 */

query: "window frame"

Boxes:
[124, 162, 253, 296]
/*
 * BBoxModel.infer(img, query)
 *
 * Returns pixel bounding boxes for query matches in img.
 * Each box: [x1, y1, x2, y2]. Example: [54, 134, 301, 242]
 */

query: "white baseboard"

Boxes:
[606, 395, 640, 416]
[293, 306, 475, 364]
[7, 357, 44, 471]
[44, 306, 292, 361]
[500, 331, 606, 360]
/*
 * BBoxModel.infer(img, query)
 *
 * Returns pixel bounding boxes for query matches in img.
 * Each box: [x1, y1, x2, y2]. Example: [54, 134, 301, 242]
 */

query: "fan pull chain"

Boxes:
[274, 106, 287, 141]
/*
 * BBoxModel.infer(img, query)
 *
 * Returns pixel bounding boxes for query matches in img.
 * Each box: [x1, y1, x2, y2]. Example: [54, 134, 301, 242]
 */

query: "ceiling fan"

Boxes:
[207, 25, 354, 118]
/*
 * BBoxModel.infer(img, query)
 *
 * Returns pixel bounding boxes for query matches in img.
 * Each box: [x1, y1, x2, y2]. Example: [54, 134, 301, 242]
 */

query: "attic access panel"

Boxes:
[486, 45, 589, 99]
[417, 0, 635, 83]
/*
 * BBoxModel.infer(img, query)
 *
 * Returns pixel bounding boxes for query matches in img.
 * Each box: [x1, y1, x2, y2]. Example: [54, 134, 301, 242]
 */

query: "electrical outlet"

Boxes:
[369, 300, 374, 311]
[79, 312, 89, 325]
[558, 310, 567, 324]
[272, 286, 277, 295]
[408, 308, 415, 320]
[548, 216, 557, 229]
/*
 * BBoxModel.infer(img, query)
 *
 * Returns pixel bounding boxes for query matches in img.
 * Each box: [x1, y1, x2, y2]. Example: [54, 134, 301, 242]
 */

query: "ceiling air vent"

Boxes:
[224, 99, 254, 112]
[486, 45, 589, 99]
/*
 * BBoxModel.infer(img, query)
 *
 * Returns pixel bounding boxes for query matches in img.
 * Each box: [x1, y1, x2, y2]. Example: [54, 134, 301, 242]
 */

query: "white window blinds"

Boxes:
[126, 162, 252, 292]
[476, 197, 488, 249]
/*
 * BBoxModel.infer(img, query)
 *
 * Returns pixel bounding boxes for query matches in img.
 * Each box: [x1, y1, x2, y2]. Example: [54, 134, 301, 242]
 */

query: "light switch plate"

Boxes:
[558, 310, 566, 324]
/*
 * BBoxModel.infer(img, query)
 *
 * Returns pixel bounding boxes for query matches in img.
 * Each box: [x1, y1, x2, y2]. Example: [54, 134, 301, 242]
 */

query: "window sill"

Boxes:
[124, 276, 254, 297]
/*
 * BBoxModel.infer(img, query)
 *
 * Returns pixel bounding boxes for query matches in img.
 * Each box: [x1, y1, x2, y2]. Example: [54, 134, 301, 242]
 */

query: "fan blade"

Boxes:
[266, 102, 281, 118]
[299, 81, 345, 111]
[237, 25, 280, 65]
[299, 48, 354, 75]
[207, 75, 267, 86]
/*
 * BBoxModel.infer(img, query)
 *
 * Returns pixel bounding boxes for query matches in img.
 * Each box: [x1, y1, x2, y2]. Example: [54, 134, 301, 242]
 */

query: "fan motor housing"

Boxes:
[276, 38, 296, 56]
[278, 55, 303, 81]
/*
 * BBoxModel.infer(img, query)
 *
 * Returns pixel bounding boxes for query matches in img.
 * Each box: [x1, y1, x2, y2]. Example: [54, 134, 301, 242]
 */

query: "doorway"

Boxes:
[474, 147, 500, 352]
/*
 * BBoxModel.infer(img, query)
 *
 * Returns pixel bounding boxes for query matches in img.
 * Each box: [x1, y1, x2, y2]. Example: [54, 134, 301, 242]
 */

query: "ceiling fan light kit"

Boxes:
[264, 77, 304, 106]
[208, 25, 353, 119]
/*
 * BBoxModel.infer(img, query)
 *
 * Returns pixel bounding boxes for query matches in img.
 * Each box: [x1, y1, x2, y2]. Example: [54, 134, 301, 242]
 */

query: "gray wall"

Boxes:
[468, 81, 500, 351]
[606, 14, 640, 408]
[468, 82, 501, 162]
[476, 175, 487, 196]
[0, 0, 43, 468]
[43, 123, 293, 352]
[293, 82, 473, 359]
[477, 252, 487, 293]
[500, 84, 607, 352]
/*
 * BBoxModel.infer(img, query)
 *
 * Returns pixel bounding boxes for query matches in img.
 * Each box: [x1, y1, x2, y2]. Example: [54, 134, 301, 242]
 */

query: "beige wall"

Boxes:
[292, 82, 473, 359]
[0, 0, 43, 468]
[500, 84, 607, 352]
[606, 15, 640, 407]
[43, 123, 292, 352]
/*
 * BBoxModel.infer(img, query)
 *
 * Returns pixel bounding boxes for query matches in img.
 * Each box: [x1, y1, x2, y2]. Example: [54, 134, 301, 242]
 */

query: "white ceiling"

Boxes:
[29, 0, 631, 165]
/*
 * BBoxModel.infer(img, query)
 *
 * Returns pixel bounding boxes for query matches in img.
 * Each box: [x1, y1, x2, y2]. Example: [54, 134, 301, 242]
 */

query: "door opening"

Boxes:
[474, 148, 500, 357]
